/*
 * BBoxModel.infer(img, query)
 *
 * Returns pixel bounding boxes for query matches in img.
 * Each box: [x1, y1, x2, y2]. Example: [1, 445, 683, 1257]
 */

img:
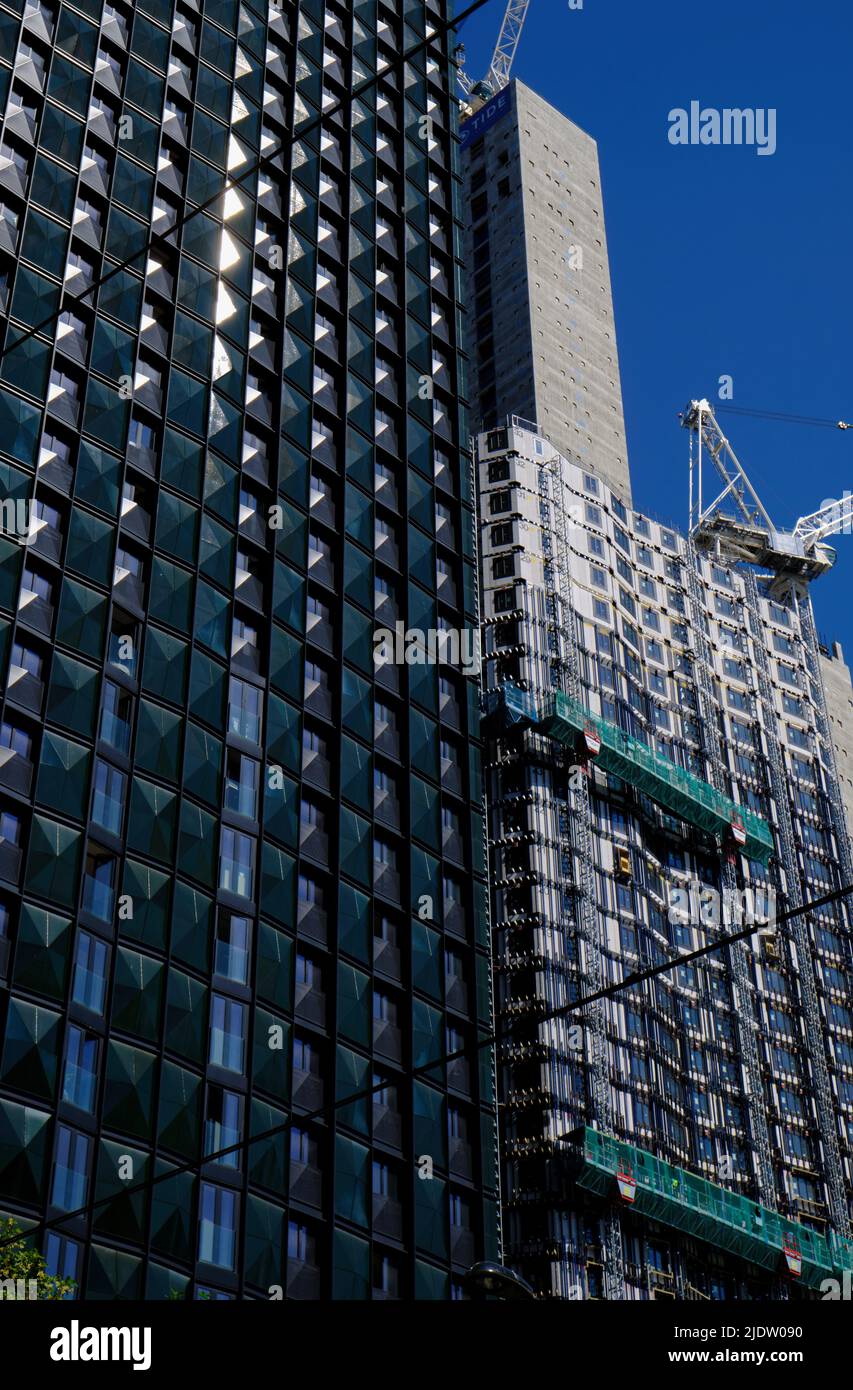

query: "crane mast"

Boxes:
[456, 0, 531, 109]
[485, 0, 530, 92]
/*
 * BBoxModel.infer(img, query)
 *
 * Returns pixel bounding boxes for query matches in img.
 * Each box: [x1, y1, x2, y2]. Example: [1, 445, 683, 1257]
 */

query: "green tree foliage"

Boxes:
[0, 1217, 75, 1300]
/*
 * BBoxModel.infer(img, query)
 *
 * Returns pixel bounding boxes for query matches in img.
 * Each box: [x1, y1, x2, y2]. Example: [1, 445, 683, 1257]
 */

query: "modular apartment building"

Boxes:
[461, 77, 853, 1302]
[0, 0, 500, 1299]
[478, 418, 853, 1300]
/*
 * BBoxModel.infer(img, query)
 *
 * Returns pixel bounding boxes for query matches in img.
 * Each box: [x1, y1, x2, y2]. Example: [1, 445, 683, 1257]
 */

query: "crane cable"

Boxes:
[715, 404, 851, 430]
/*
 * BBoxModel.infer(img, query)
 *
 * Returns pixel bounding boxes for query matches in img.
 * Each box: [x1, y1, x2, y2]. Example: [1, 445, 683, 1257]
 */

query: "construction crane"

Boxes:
[682, 398, 852, 595]
[793, 495, 853, 548]
[456, 0, 530, 113]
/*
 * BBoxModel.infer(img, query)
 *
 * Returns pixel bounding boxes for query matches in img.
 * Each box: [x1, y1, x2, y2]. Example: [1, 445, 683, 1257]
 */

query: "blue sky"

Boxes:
[457, 0, 853, 654]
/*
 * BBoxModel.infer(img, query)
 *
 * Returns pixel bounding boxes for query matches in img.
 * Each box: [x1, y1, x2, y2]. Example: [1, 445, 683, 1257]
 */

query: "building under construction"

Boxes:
[477, 408, 853, 1300]
[457, 6, 853, 1298]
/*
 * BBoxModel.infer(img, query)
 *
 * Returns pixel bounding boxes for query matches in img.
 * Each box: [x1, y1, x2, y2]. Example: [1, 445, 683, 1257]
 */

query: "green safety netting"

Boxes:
[536, 691, 774, 865]
[574, 1127, 853, 1291]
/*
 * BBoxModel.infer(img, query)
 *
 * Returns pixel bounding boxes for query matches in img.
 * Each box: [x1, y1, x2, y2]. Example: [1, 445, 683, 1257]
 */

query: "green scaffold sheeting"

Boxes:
[575, 1127, 853, 1291]
[537, 691, 774, 865]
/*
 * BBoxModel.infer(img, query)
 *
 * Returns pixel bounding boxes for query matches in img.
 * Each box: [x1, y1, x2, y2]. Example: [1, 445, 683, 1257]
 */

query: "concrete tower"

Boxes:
[462, 79, 631, 503]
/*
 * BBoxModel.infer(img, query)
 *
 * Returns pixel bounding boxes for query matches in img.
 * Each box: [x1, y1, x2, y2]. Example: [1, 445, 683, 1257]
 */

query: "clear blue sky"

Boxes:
[457, 0, 853, 654]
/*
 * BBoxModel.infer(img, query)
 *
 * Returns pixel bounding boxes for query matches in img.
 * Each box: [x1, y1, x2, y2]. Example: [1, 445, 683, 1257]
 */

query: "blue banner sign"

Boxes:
[460, 87, 512, 149]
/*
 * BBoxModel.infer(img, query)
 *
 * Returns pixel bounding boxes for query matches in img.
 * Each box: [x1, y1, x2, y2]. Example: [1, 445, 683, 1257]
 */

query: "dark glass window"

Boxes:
[72, 932, 108, 1015]
[91, 759, 126, 836]
[208, 993, 246, 1073]
[198, 1183, 237, 1270]
[50, 1127, 89, 1211]
[224, 750, 259, 819]
[204, 1086, 242, 1169]
[228, 676, 262, 743]
[214, 911, 251, 985]
[100, 681, 133, 755]
[219, 827, 255, 900]
[61, 1025, 99, 1113]
[82, 848, 117, 922]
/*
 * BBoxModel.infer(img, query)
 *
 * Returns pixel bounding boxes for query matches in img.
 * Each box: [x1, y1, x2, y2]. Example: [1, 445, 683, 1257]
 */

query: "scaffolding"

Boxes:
[472, 440, 506, 1268]
[541, 451, 627, 1299]
[684, 546, 777, 1209]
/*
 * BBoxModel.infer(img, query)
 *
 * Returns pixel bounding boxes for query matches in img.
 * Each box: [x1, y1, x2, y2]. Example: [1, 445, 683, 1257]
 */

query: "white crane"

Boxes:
[793, 495, 853, 548]
[456, 0, 530, 112]
[682, 398, 852, 593]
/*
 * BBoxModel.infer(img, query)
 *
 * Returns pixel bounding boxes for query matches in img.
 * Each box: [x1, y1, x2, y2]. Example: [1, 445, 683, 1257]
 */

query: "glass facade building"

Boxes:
[0, 0, 499, 1300]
